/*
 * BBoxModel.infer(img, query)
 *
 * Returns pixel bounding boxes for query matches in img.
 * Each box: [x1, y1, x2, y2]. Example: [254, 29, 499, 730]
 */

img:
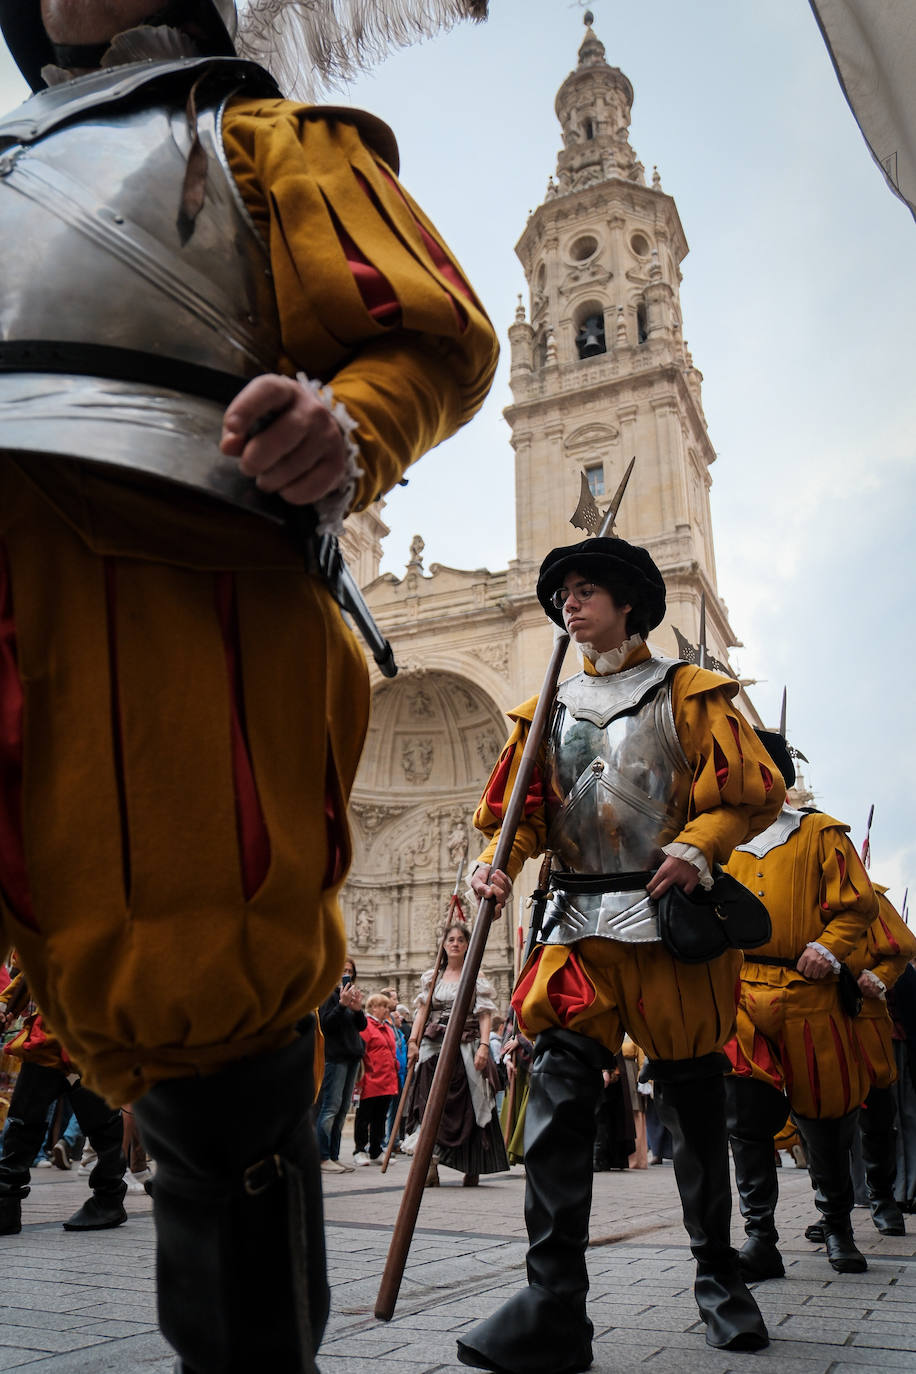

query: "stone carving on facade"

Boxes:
[446, 813, 470, 870]
[355, 899, 376, 949]
[407, 685, 433, 718]
[396, 824, 433, 877]
[561, 263, 612, 293]
[407, 534, 425, 569]
[482, 640, 510, 678]
[350, 800, 409, 833]
[401, 736, 434, 783]
[475, 730, 503, 771]
[453, 683, 478, 715]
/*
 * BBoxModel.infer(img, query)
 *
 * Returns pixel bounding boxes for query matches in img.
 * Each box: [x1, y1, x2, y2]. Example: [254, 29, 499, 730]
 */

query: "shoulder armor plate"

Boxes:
[556, 656, 681, 727]
[0, 57, 277, 147]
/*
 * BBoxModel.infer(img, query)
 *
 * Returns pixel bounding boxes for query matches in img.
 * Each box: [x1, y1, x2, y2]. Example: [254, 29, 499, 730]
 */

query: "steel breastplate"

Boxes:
[0, 58, 285, 517]
[542, 657, 691, 946]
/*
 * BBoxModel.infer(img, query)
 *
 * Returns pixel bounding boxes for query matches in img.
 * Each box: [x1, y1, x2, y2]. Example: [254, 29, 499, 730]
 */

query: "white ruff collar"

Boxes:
[580, 632, 646, 675]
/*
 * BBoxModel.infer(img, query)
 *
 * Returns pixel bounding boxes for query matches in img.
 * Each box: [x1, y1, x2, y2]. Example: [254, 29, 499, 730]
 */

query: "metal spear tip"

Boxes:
[595, 455, 636, 538]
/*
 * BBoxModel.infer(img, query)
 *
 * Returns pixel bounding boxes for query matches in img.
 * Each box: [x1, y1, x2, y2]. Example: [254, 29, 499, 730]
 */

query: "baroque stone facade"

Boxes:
[338, 19, 760, 1011]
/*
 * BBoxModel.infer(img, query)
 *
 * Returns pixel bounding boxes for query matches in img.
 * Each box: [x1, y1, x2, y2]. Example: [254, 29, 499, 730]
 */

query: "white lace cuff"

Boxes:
[296, 373, 364, 537]
[807, 941, 841, 972]
[859, 969, 886, 995]
[661, 842, 713, 890]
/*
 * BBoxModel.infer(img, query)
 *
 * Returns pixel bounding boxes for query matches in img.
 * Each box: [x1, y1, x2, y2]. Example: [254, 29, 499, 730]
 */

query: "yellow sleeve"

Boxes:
[864, 892, 916, 987]
[473, 699, 547, 882]
[814, 829, 879, 962]
[222, 100, 499, 510]
[670, 669, 786, 866]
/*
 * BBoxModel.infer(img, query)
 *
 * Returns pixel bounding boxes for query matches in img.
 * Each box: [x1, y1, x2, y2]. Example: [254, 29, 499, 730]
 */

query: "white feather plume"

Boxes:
[236, 0, 487, 99]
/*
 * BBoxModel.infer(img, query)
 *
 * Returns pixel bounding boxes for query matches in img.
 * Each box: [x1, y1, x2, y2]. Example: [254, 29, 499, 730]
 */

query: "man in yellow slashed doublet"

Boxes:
[724, 733, 878, 1282]
[457, 537, 784, 1374]
[823, 886, 916, 1239]
[0, 3, 498, 1368]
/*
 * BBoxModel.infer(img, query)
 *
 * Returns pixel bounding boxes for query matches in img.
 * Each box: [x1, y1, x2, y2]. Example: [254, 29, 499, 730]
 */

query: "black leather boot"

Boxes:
[655, 1055, 768, 1351]
[63, 1085, 128, 1231]
[725, 1075, 790, 1281]
[0, 1196, 21, 1235]
[859, 1085, 906, 1235]
[457, 1028, 608, 1374]
[0, 1060, 64, 1224]
[135, 1027, 328, 1374]
[795, 1111, 867, 1272]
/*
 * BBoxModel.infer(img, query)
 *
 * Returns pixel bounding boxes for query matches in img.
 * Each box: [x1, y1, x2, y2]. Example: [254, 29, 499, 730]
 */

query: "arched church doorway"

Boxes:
[340, 670, 516, 1010]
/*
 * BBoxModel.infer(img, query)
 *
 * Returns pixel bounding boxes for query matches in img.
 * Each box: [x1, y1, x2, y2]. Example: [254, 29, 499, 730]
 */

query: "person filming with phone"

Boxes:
[316, 959, 366, 1173]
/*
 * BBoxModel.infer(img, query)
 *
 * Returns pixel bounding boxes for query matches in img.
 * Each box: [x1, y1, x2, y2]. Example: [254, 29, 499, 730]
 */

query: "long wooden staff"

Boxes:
[380, 852, 467, 1174]
[501, 850, 552, 1147]
[375, 628, 569, 1321]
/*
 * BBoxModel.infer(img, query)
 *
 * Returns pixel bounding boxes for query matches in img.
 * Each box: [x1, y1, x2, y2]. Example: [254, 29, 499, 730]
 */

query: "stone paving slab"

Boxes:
[0, 1152, 913, 1369]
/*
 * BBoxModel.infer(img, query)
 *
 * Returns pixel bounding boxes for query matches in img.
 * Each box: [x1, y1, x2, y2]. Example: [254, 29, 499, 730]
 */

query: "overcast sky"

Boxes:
[0, 2, 912, 903]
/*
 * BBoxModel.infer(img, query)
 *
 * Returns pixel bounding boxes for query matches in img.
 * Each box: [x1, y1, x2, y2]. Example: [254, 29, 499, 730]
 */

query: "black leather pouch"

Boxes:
[837, 963, 863, 1018]
[657, 866, 772, 964]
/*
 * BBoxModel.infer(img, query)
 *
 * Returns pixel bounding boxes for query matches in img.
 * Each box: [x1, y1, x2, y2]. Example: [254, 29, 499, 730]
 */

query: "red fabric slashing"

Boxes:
[723, 1036, 751, 1075]
[752, 1028, 784, 1086]
[0, 541, 36, 929]
[215, 573, 271, 900]
[544, 952, 597, 1026]
[828, 1015, 854, 1109]
[334, 216, 401, 326]
[803, 1019, 821, 1115]
[356, 166, 471, 329]
[483, 747, 544, 822]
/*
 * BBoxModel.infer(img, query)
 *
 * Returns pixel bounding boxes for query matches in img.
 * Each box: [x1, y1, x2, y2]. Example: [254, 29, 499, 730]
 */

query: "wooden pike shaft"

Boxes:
[374, 630, 570, 1321]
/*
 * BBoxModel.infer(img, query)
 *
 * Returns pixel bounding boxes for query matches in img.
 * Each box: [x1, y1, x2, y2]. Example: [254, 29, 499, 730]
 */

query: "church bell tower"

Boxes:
[506, 14, 738, 664]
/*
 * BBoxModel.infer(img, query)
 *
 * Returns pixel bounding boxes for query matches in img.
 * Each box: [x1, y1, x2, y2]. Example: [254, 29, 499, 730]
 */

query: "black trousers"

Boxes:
[0, 1060, 123, 1197]
[354, 1095, 393, 1159]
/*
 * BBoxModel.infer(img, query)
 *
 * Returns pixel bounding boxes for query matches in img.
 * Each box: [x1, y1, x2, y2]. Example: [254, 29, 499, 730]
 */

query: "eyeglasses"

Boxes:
[549, 581, 598, 611]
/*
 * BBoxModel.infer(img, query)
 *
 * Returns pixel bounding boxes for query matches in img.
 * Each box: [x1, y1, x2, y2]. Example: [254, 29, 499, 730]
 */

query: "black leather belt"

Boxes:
[550, 869, 655, 895]
[0, 339, 247, 404]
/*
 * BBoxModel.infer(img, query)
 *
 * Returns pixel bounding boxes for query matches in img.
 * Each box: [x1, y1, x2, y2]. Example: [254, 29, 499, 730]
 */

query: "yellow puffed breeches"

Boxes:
[511, 937, 743, 1061]
[855, 1004, 898, 1093]
[726, 963, 870, 1119]
[0, 461, 367, 1106]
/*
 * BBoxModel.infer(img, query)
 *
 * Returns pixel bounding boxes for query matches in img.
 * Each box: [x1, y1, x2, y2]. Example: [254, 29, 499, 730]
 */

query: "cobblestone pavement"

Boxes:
[1, 1148, 914, 1371]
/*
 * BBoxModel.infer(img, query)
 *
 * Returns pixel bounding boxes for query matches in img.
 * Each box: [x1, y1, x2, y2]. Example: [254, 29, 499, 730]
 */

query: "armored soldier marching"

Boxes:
[459, 535, 784, 1374]
[0, 2, 496, 1368]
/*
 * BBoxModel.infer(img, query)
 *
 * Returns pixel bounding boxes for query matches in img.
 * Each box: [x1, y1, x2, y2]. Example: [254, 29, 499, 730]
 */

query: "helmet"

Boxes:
[0, 0, 238, 92]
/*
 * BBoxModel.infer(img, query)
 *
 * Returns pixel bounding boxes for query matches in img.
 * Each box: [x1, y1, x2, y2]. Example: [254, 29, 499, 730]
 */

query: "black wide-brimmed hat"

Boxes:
[755, 729, 796, 790]
[536, 537, 666, 630]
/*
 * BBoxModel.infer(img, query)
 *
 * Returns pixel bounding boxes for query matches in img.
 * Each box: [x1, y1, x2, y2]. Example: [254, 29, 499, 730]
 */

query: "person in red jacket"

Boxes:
[353, 994, 399, 1165]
